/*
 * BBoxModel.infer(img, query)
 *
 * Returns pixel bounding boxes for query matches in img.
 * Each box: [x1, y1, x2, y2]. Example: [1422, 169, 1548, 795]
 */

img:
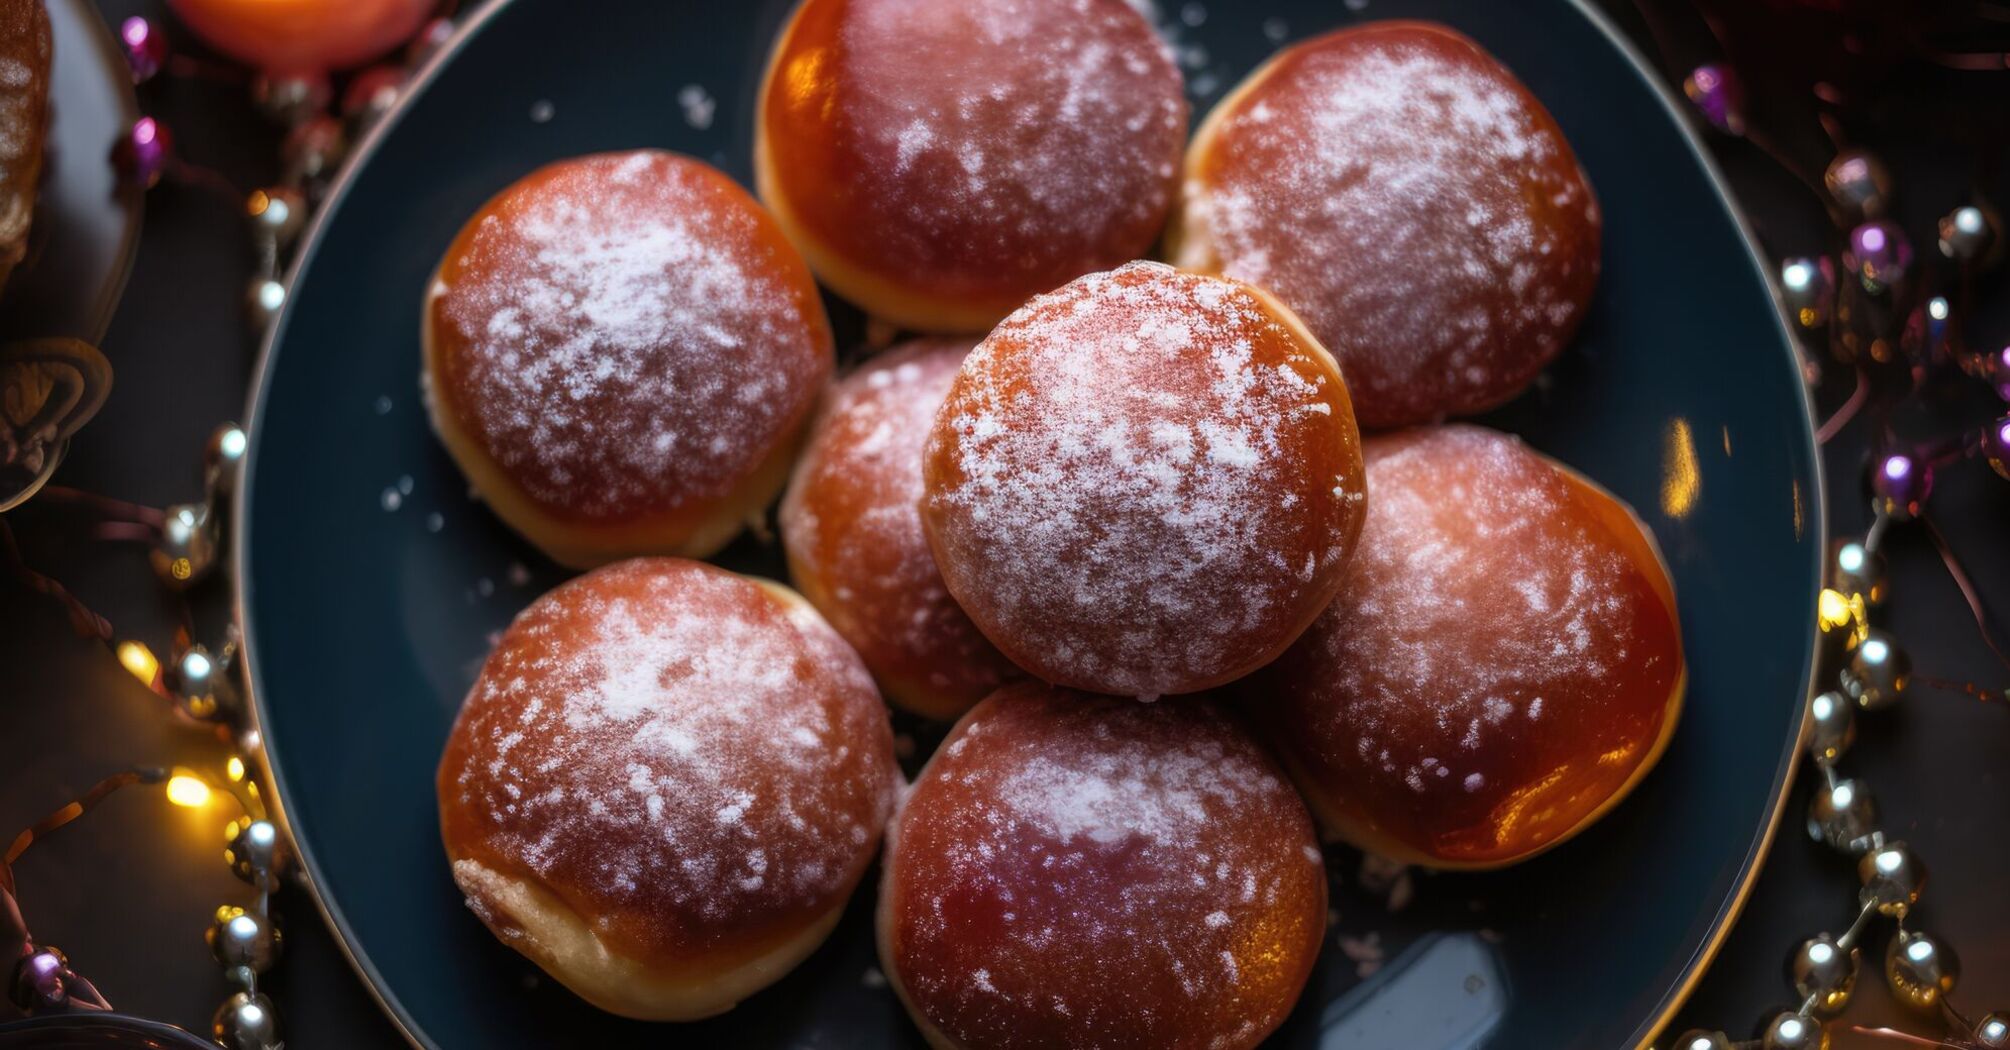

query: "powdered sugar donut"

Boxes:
[1249, 426, 1683, 868]
[781, 339, 1023, 720]
[1174, 22, 1600, 429]
[436, 558, 900, 1020]
[878, 682, 1325, 1050]
[921, 261, 1367, 699]
[424, 151, 832, 568]
[756, 0, 1187, 332]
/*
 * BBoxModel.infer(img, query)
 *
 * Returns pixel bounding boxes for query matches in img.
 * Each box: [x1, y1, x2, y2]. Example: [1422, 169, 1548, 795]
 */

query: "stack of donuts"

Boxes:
[426, 3, 1685, 1044]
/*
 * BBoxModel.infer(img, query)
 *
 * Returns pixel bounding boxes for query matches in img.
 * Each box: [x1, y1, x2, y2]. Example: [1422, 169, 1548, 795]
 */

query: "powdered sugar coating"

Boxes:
[762, 0, 1186, 315]
[881, 683, 1325, 1049]
[438, 559, 899, 964]
[781, 339, 1023, 718]
[1253, 426, 1682, 865]
[1179, 22, 1599, 428]
[921, 262, 1366, 698]
[428, 151, 830, 522]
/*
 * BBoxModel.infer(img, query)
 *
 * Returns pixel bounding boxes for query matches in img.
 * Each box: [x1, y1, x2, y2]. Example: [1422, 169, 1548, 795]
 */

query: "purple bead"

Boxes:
[1847, 220, 1913, 294]
[11, 948, 67, 1010]
[1985, 415, 2010, 480]
[110, 117, 172, 188]
[1683, 64, 1745, 135]
[1872, 452, 1932, 519]
[119, 17, 166, 83]
[1996, 346, 2010, 401]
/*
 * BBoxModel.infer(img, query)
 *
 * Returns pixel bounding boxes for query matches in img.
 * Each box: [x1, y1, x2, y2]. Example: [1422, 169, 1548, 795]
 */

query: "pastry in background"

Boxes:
[0, 0, 51, 297]
[781, 338, 1022, 720]
[757, 0, 1187, 332]
[424, 150, 832, 568]
[1175, 21, 1600, 429]
[1250, 425, 1683, 868]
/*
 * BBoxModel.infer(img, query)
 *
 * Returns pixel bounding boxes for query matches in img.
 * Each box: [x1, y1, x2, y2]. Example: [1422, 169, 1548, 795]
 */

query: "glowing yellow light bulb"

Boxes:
[226, 756, 246, 782]
[166, 770, 212, 808]
[117, 641, 160, 685]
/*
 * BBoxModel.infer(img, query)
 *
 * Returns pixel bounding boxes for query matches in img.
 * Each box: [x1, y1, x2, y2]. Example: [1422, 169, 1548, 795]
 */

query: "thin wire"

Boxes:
[1921, 513, 2010, 675]
[0, 519, 111, 640]
[1, 769, 164, 876]
[1816, 365, 1872, 444]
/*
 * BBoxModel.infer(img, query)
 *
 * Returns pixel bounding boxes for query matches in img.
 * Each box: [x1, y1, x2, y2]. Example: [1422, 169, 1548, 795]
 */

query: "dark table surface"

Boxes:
[1, 2, 2005, 1047]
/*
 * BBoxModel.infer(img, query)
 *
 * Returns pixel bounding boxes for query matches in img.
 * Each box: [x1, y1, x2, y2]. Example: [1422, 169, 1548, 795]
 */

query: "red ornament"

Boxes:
[165, 0, 433, 75]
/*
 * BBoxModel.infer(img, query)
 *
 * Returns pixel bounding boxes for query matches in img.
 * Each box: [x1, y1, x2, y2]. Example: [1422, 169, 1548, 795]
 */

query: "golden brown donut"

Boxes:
[921, 261, 1367, 699]
[424, 151, 832, 568]
[1174, 21, 1600, 429]
[1247, 425, 1684, 869]
[0, 0, 50, 295]
[879, 682, 1326, 1050]
[780, 338, 1023, 720]
[757, 0, 1187, 332]
[437, 558, 900, 1019]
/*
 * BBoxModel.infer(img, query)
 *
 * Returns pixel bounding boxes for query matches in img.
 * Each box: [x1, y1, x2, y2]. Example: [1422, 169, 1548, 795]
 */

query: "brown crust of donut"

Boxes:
[0, 0, 50, 293]
[755, 0, 1185, 333]
[1171, 20, 1600, 429]
[780, 339, 1024, 720]
[1257, 433, 1684, 870]
[422, 155, 827, 568]
[919, 264, 1367, 698]
[877, 683, 1326, 1050]
[438, 561, 898, 1017]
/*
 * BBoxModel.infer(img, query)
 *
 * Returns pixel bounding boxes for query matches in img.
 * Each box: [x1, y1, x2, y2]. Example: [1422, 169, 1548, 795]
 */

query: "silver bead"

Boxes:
[1791, 934, 1859, 1015]
[226, 819, 289, 892]
[247, 277, 286, 328]
[1830, 541, 1885, 605]
[205, 423, 248, 503]
[245, 187, 306, 250]
[207, 910, 281, 973]
[251, 72, 330, 126]
[1668, 1031, 1733, 1050]
[151, 503, 218, 588]
[1761, 1011, 1826, 1050]
[1857, 840, 1925, 918]
[1807, 778, 1878, 854]
[1779, 256, 1835, 329]
[167, 643, 236, 721]
[1841, 630, 1910, 710]
[1939, 204, 1997, 263]
[1885, 929, 1958, 1011]
[212, 990, 280, 1050]
[1825, 149, 1892, 218]
[1974, 1012, 2010, 1048]
[1806, 691, 1855, 766]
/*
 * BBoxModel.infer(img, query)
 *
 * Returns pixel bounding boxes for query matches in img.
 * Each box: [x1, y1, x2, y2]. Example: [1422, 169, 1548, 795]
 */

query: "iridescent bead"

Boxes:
[112, 117, 173, 189]
[252, 72, 332, 127]
[1791, 935, 1858, 1015]
[1841, 629, 1910, 711]
[1985, 415, 2010, 481]
[213, 990, 280, 1050]
[1806, 690, 1854, 766]
[1885, 929, 1958, 1011]
[1683, 65, 1744, 135]
[1870, 452, 1931, 521]
[1846, 220, 1912, 294]
[119, 17, 167, 83]
[1826, 150, 1892, 218]
[1761, 1011, 1826, 1050]
[1779, 257, 1835, 329]
[1669, 1031, 1734, 1050]
[1857, 840, 1924, 917]
[206, 910, 281, 972]
[1938, 204, 1997, 263]
[1830, 541, 1884, 605]
[1807, 778, 1877, 854]
[1974, 1013, 2010, 1048]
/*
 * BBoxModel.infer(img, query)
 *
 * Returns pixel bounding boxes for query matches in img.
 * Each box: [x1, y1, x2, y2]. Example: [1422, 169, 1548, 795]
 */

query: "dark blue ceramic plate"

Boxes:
[238, 0, 1822, 1046]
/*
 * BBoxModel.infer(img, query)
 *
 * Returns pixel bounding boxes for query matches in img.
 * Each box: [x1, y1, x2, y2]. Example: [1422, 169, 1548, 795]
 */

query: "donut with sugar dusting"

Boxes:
[437, 558, 900, 1020]
[1174, 22, 1600, 429]
[781, 338, 1024, 720]
[424, 151, 832, 569]
[878, 682, 1326, 1050]
[921, 261, 1367, 699]
[756, 0, 1187, 332]
[1248, 425, 1684, 869]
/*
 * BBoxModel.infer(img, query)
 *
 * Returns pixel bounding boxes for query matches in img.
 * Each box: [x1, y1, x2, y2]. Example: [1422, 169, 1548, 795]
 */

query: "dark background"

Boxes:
[1, 1, 2005, 1046]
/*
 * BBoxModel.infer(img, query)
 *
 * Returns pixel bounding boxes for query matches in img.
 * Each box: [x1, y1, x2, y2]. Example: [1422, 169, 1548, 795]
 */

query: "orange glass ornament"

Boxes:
[167, 0, 433, 74]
